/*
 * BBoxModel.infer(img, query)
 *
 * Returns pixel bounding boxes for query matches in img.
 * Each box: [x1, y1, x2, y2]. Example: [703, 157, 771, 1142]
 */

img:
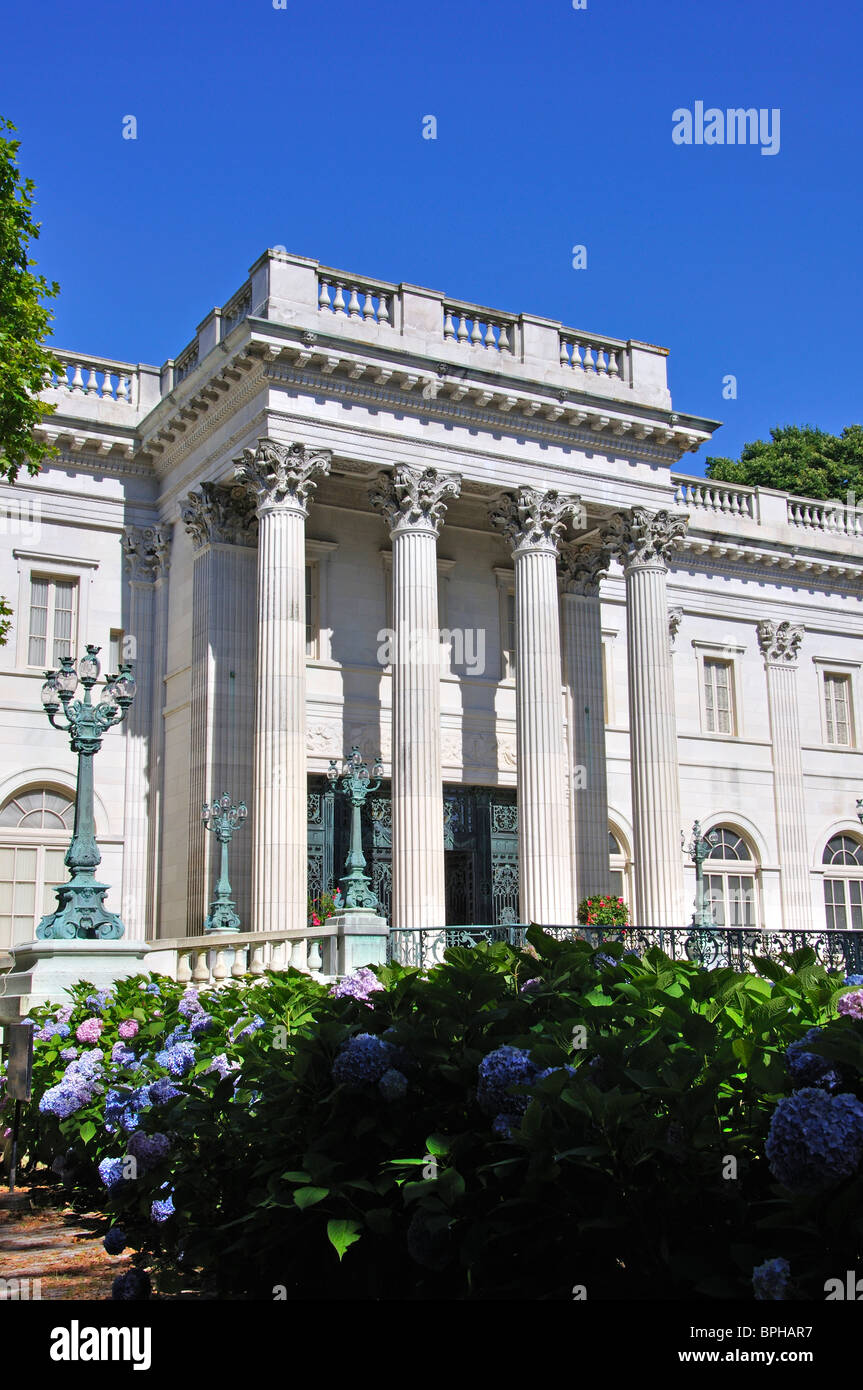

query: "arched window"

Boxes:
[0, 787, 74, 948]
[822, 835, 863, 931]
[704, 827, 759, 928]
[608, 828, 632, 909]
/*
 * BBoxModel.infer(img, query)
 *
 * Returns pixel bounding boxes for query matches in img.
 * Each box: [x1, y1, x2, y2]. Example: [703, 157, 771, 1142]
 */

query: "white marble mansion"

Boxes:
[0, 248, 861, 956]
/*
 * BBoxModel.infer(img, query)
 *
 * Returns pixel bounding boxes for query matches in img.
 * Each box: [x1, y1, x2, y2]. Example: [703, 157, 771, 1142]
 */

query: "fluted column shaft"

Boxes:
[603, 508, 688, 927]
[491, 487, 580, 925]
[371, 465, 461, 929]
[560, 545, 611, 904]
[758, 622, 809, 931]
[120, 527, 171, 939]
[234, 440, 331, 935]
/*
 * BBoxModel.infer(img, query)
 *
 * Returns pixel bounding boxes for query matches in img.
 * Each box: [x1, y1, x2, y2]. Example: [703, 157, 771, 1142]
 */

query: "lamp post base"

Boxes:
[203, 897, 242, 934]
[331, 908, 389, 974]
[0, 937, 152, 1023]
[35, 875, 126, 941]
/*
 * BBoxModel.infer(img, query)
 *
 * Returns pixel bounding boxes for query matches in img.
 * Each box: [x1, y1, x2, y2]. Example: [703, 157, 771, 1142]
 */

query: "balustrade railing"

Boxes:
[558, 329, 626, 380]
[48, 353, 138, 406]
[317, 270, 394, 326]
[153, 927, 338, 986]
[787, 496, 863, 537]
[172, 339, 200, 387]
[673, 479, 755, 519]
[442, 302, 518, 354]
[220, 282, 252, 339]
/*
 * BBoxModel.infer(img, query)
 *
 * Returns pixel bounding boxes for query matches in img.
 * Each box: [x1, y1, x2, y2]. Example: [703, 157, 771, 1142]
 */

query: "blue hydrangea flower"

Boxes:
[148, 1077, 182, 1105]
[190, 1013, 214, 1037]
[753, 1257, 791, 1300]
[39, 1083, 87, 1119]
[785, 1027, 843, 1092]
[378, 1068, 408, 1101]
[332, 1033, 395, 1087]
[111, 1042, 137, 1068]
[126, 1131, 171, 1170]
[150, 1188, 175, 1224]
[111, 1268, 151, 1300]
[155, 1041, 196, 1077]
[103, 1228, 128, 1255]
[331, 967, 384, 1005]
[476, 1045, 540, 1117]
[519, 978, 543, 995]
[59, 1047, 78, 1062]
[98, 1157, 129, 1190]
[162, 1024, 191, 1050]
[491, 1112, 518, 1139]
[206, 1053, 239, 1081]
[139, 982, 161, 995]
[85, 989, 112, 1013]
[844, 974, 863, 987]
[105, 1086, 149, 1134]
[232, 1015, 266, 1041]
[766, 1087, 863, 1192]
[35, 1020, 71, 1042]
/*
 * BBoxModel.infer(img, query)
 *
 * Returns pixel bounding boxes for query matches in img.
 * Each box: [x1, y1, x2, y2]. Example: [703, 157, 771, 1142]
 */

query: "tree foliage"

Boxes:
[0, 116, 59, 483]
[706, 424, 863, 502]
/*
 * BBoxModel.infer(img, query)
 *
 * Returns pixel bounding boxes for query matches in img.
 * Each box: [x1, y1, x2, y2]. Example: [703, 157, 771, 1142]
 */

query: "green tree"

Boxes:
[706, 424, 863, 502]
[0, 116, 60, 643]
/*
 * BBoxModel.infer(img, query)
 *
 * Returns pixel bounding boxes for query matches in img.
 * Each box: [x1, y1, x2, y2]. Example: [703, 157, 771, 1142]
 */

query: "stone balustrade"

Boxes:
[673, 478, 756, 519]
[443, 301, 517, 354]
[146, 927, 338, 986]
[787, 495, 863, 537]
[317, 269, 394, 326]
[48, 353, 139, 406]
[558, 329, 626, 380]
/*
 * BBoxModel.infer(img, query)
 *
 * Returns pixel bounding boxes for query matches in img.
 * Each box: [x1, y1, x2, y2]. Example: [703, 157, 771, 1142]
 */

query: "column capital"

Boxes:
[601, 506, 688, 570]
[559, 541, 610, 596]
[122, 524, 172, 581]
[489, 487, 581, 556]
[668, 606, 684, 651]
[369, 465, 461, 537]
[233, 438, 332, 518]
[181, 482, 259, 550]
[756, 619, 804, 665]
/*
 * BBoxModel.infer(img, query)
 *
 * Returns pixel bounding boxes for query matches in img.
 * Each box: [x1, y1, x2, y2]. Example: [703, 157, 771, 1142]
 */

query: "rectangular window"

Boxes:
[703, 658, 734, 735]
[824, 673, 852, 746]
[27, 576, 78, 668]
[824, 878, 863, 931]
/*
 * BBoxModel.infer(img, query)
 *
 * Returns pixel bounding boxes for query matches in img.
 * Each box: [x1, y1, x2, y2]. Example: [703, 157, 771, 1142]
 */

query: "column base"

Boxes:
[0, 938, 152, 1024]
[331, 909, 389, 975]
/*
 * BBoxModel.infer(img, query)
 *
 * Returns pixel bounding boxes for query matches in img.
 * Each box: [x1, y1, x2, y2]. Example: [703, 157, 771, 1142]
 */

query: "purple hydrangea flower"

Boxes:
[103, 1228, 128, 1255]
[332, 1033, 395, 1087]
[476, 1045, 540, 1118]
[59, 1047, 78, 1062]
[766, 1088, 863, 1192]
[189, 1013, 214, 1037]
[177, 990, 202, 1019]
[378, 1068, 408, 1101]
[206, 1053, 239, 1081]
[785, 1027, 843, 1092]
[35, 1020, 71, 1042]
[39, 1084, 87, 1119]
[753, 1257, 791, 1300]
[85, 990, 112, 1013]
[139, 982, 161, 995]
[330, 967, 384, 1006]
[231, 1015, 266, 1041]
[56, 1005, 74, 1024]
[519, 978, 543, 996]
[111, 1268, 151, 1300]
[111, 1042, 137, 1068]
[838, 990, 863, 1020]
[126, 1131, 171, 1170]
[491, 1112, 518, 1139]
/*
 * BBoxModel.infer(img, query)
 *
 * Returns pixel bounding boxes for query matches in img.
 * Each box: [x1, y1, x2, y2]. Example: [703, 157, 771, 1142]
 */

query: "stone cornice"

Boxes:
[676, 535, 863, 588]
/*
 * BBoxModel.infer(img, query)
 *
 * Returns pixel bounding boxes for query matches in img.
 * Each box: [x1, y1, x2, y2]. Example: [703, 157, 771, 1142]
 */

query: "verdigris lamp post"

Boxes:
[682, 820, 720, 964]
[327, 747, 384, 910]
[326, 747, 389, 975]
[201, 794, 247, 934]
[37, 646, 136, 939]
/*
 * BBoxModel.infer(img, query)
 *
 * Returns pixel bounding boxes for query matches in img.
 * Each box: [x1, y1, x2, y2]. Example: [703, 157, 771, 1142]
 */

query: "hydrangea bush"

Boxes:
[2, 936, 863, 1300]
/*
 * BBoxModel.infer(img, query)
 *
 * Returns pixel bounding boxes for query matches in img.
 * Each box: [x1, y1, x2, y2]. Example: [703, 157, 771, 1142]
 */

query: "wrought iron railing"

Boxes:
[386, 924, 863, 975]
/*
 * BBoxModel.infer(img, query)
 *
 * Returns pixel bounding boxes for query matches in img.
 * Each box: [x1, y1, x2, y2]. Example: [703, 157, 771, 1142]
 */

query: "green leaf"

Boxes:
[294, 1185, 329, 1210]
[80, 1120, 96, 1143]
[327, 1218, 362, 1261]
[424, 1133, 451, 1156]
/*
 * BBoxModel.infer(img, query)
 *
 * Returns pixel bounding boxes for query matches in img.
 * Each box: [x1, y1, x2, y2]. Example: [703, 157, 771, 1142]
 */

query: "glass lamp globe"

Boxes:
[79, 646, 101, 683]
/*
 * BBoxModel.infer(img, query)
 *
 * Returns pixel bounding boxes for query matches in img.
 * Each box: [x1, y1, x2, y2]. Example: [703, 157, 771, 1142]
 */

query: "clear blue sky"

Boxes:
[5, 0, 862, 471]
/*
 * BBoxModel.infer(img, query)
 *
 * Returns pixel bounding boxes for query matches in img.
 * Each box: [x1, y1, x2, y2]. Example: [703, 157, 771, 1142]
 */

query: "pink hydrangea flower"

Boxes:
[75, 1017, 104, 1043]
[838, 990, 863, 1020]
[118, 1018, 139, 1039]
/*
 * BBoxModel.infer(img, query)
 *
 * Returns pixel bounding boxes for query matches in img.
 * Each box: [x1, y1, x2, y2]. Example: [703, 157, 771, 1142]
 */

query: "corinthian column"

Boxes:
[490, 488, 579, 925]
[234, 440, 331, 935]
[120, 525, 172, 939]
[602, 508, 688, 926]
[370, 465, 461, 929]
[180, 484, 258, 933]
[756, 620, 809, 932]
[559, 541, 612, 907]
